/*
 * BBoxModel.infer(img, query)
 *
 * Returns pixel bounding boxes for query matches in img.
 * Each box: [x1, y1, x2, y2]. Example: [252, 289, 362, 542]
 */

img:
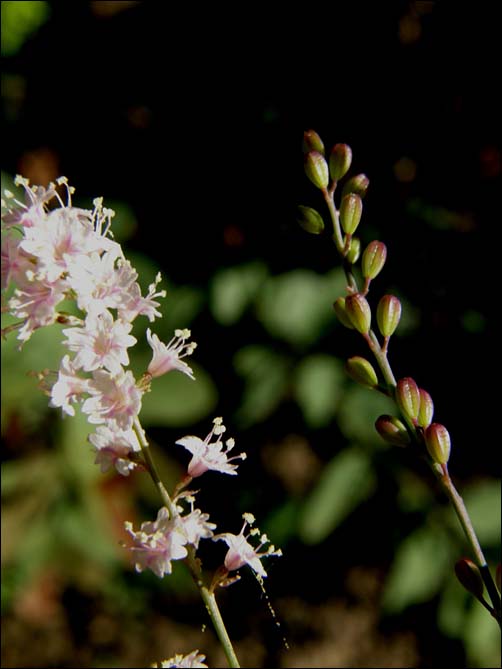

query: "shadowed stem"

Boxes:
[132, 417, 241, 667]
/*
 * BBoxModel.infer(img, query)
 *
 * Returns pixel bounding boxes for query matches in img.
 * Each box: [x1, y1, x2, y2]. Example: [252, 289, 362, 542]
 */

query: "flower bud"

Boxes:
[396, 377, 420, 422]
[424, 422, 451, 464]
[346, 236, 361, 264]
[304, 151, 329, 189]
[342, 173, 370, 199]
[303, 129, 325, 155]
[375, 414, 410, 446]
[333, 296, 354, 329]
[345, 356, 378, 388]
[345, 293, 371, 334]
[329, 143, 352, 181]
[296, 205, 325, 234]
[454, 558, 485, 600]
[417, 388, 434, 428]
[362, 241, 387, 280]
[339, 193, 363, 235]
[376, 295, 402, 338]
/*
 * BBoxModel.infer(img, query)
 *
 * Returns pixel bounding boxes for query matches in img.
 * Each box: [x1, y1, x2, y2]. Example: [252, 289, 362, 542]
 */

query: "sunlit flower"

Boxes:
[176, 417, 246, 478]
[151, 650, 208, 668]
[1, 176, 56, 229]
[49, 354, 91, 417]
[89, 424, 142, 476]
[62, 311, 137, 375]
[146, 328, 197, 380]
[82, 368, 142, 431]
[124, 507, 188, 578]
[119, 271, 166, 323]
[213, 512, 282, 578]
[178, 498, 216, 548]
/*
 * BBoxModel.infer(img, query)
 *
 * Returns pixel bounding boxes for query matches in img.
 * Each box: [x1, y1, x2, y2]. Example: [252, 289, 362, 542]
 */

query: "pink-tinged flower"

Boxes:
[8, 274, 67, 343]
[1, 231, 35, 291]
[49, 355, 91, 417]
[62, 311, 137, 375]
[82, 368, 142, 431]
[19, 207, 113, 283]
[119, 272, 166, 323]
[151, 650, 208, 668]
[146, 328, 197, 380]
[177, 500, 216, 548]
[89, 425, 141, 476]
[124, 507, 188, 578]
[1, 176, 56, 229]
[66, 252, 138, 318]
[175, 417, 246, 478]
[213, 513, 282, 579]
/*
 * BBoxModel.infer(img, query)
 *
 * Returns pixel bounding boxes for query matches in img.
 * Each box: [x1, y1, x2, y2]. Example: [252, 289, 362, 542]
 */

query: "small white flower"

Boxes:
[124, 507, 188, 578]
[151, 650, 208, 668]
[146, 328, 197, 380]
[213, 512, 282, 578]
[62, 311, 137, 375]
[89, 425, 141, 476]
[49, 355, 91, 417]
[176, 417, 246, 478]
[82, 368, 142, 431]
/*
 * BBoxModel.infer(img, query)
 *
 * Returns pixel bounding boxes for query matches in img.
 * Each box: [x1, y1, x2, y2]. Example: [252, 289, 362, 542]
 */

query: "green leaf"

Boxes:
[233, 345, 289, 427]
[139, 359, 218, 427]
[463, 595, 502, 668]
[294, 354, 345, 428]
[210, 262, 268, 325]
[1, 1, 50, 56]
[337, 385, 395, 444]
[298, 448, 376, 544]
[256, 268, 346, 347]
[461, 479, 501, 546]
[381, 525, 452, 613]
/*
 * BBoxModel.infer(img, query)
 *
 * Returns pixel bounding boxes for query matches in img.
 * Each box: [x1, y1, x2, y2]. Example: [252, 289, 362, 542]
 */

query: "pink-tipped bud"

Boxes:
[297, 205, 325, 234]
[333, 296, 355, 330]
[345, 293, 371, 334]
[339, 193, 363, 235]
[375, 414, 411, 446]
[329, 143, 352, 181]
[455, 558, 485, 600]
[346, 236, 361, 264]
[304, 151, 329, 189]
[362, 240, 387, 280]
[345, 356, 378, 388]
[342, 173, 370, 199]
[396, 377, 420, 422]
[303, 129, 325, 155]
[417, 389, 434, 428]
[376, 295, 402, 338]
[424, 422, 451, 464]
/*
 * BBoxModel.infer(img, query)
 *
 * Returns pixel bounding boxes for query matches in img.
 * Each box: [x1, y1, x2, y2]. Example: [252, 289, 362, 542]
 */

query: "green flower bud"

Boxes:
[296, 205, 325, 234]
[396, 377, 420, 422]
[329, 143, 352, 181]
[304, 151, 329, 189]
[417, 388, 434, 428]
[340, 193, 363, 235]
[333, 296, 354, 329]
[376, 295, 402, 338]
[346, 236, 361, 264]
[303, 129, 325, 155]
[345, 293, 371, 334]
[424, 422, 451, 464]
[362, 241, 387, 280]
[342, 173, 370, 199]
[375, 414, 411, 446]
[345, 356, 378, 388]
[454, 558, 485, 600]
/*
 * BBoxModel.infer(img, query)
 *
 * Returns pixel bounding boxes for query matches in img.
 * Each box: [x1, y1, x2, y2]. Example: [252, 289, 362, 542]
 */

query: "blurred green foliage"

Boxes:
[1, 1, 50, 56]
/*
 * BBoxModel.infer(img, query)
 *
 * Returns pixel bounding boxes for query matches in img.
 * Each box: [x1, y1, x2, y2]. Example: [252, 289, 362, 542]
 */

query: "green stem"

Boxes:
[436, 466, 501, 626]
[132, 417, 242, 664]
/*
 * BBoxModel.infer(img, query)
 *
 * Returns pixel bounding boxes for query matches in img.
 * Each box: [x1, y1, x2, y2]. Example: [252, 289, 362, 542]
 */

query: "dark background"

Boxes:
[1, 2, 501, 667]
